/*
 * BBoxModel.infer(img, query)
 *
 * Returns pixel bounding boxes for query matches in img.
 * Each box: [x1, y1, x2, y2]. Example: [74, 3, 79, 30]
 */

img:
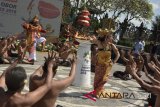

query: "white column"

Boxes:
[72, 40, 92, 88]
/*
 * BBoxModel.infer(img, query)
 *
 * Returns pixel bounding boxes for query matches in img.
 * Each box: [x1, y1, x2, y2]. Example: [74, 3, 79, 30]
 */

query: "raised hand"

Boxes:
[144, 66, 160, 86]
[148, 62, 160, 79]
[43, 50, 59, 73]
[70, 53, 77, 65]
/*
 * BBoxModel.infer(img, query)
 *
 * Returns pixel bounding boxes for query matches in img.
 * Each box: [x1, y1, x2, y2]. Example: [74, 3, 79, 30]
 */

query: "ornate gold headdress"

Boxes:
[96, 28, 115, 37]
[96, 18, 116, 37]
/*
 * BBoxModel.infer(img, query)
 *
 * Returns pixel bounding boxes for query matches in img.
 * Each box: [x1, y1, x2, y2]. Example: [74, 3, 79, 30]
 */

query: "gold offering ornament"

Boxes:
[75, 17, 116, 40]
[96, 28, 115, 37]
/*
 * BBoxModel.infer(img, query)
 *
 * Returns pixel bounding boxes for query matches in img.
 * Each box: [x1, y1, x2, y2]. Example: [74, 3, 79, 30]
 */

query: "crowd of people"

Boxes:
[0, 50, 77, 107]
[0, 35, 29, 64]
[0, 16, 77, 65]
[124, 51, 160, 107]
[0, 15, 47, 64]
[89, 28, 160, 106]
[0, 34, 46, 65]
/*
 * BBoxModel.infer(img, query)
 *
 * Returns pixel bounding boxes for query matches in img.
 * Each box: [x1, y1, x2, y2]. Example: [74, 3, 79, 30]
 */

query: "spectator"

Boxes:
[29, 53, 77, 107]
[133, 39, 144, 55]
[0, 51, 54, 107]
[127, 53, 160, 107]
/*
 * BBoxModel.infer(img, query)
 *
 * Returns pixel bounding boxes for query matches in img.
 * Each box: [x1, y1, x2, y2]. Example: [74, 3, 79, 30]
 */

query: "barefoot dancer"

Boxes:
[89, 28, 120, 98]
[22, 15, 46, 62]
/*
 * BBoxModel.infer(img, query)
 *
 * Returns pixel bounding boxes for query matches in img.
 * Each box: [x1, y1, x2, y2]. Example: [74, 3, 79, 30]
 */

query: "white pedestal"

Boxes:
[72, 40, 92, 88]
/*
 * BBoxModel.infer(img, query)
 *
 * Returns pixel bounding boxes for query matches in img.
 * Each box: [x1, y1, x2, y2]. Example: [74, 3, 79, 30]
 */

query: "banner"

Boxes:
[0, 0, 63, 37]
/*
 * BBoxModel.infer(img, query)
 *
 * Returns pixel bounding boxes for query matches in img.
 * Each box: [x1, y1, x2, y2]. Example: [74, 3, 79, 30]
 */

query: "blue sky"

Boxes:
[146, 0, 160, 28]
[150, 0, 160, 17]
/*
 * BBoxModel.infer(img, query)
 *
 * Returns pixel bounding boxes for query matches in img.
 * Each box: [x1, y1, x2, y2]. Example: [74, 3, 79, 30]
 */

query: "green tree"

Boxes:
[150, 16, 160, 43]
[62, 0, 71, 23]
[61, 0, 154, 36]
[117, 0, 153, 38]
[124, 0, 153, 21]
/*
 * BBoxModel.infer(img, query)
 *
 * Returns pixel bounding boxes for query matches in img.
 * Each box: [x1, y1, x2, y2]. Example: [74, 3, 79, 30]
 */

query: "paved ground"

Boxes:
[0, 52, 150, 107]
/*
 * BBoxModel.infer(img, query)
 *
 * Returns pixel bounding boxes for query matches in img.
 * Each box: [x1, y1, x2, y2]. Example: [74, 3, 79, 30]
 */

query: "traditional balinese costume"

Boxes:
[94, 43, 113, 98]
[22, 15, 46, 61]
[93, 28, 121, 99]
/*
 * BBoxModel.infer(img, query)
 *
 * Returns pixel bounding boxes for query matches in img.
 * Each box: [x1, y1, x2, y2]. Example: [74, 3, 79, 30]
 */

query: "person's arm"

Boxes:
[22, 59, 53, 106]
[89, 36, 98, 44]
[120, 49, 129, 63]
[147, 75, 160, 86]
[128, 51, 136, 65]
[29, 66, 43, 91]
[153, 55, 160, 68]
[144, 66, 160, 85]
[53, 56, 77, 92]
[22, 22, 30, 29]
[148, 63, 160, 78]
[111, 43, 120, 64]
[133, 72, 160, 94]
[128, 65, 160, 94]
[21, 42, 28, 59]
[127, 55, 160, 94]
[30, 24, 42, 32]
[1, 40, 8, 55]
[18, 43, 24, 59]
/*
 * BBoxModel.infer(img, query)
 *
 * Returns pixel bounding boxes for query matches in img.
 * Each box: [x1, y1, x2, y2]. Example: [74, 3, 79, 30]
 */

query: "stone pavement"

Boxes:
[0, 52, 150, 107]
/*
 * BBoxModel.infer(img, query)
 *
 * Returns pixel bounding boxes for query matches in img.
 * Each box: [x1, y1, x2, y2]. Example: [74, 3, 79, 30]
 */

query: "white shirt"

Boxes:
[134, 41, 144, 54]
[141, 40, 145, 47]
